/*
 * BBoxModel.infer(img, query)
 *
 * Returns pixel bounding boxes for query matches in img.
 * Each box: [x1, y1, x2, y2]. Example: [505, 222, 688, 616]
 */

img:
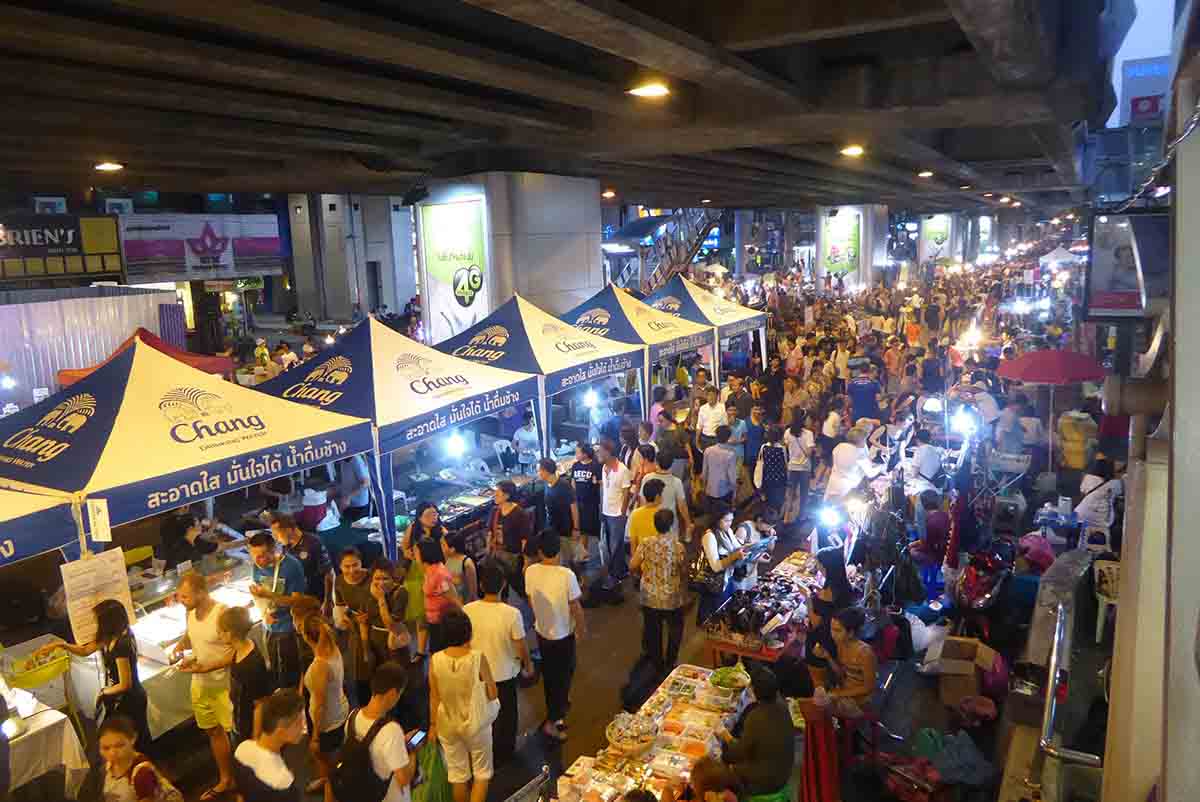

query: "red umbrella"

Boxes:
[996, 349, 1106, 468]
[997, 350, 1105, 385]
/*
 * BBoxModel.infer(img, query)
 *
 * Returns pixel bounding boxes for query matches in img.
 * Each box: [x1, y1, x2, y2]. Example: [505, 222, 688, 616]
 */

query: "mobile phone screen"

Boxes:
[406, 730, 426, 750]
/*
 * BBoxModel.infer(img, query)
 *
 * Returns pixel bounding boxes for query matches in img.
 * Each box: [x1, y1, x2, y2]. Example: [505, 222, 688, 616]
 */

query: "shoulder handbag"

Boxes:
[688, 530, 730, 594]
[465, 651, 500, 732]
[752, 445, 766, 489]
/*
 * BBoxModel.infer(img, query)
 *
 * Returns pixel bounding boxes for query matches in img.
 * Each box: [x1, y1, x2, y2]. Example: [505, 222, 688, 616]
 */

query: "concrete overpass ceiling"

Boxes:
[0, 0, 1111, 212]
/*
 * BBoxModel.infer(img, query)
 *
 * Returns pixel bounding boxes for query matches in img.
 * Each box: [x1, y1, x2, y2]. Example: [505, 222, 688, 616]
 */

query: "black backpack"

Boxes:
[331, 710, 392, 802]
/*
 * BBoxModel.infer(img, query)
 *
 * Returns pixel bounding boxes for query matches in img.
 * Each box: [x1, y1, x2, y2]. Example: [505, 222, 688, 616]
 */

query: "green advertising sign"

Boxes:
[921, 214, 951, 262]
[420, 199, 489, 342]
[823, 210, 860, 275]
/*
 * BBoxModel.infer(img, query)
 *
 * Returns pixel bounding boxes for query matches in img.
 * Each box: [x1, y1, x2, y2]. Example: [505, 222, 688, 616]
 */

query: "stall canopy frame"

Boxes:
[0, 339, 374, 555]
[561, 284, 717, 415]
[644, 274, 769, 384]
[437, 294, 646, 456]
[256, 318, 540, 558]
[0, 489, 77, 566]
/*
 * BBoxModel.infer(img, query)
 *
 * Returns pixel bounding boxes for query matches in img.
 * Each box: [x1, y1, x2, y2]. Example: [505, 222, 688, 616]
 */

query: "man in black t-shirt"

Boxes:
[538, 458, 579, 542]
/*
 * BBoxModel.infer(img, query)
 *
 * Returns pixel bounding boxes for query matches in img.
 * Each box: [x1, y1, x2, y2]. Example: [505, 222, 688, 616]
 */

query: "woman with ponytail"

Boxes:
[298, 612, 349, 801]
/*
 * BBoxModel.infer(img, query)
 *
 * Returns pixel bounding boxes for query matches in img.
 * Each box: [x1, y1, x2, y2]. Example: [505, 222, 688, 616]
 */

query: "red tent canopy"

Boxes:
[57, 327, 234, 387]
[996, 349, 1105, 385]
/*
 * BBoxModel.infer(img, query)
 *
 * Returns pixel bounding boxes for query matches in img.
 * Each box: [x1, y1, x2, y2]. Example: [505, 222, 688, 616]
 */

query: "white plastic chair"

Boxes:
[1094, 560, 1120, 643]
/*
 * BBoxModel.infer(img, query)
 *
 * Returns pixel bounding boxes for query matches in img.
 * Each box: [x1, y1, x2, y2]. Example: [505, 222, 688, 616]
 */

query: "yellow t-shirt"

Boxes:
[628, 505, 661, 557]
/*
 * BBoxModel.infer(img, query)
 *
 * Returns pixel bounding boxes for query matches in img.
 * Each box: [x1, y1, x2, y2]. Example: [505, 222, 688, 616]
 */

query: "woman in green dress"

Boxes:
[400, 501, 447, 660]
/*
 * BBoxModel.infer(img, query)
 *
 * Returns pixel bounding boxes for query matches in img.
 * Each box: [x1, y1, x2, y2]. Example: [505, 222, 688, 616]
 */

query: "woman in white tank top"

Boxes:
[299, 614, 349, 800]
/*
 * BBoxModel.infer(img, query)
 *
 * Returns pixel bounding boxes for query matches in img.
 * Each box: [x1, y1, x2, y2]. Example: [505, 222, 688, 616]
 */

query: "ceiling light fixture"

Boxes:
[628, 81, 670, 98]
[1011, 201, 1022, 207]
[1065, 213, 1076, 220]
[917, 170, 934, 178]
[700, 199, 712, 204]
[1051, 217, 1061, 225]
[998, 196, 1011, 204]
[983, 193, 994, 198]
[959, 185, 971, 190]
[840, 144, 865, 157]
[94, 162, 124, 172]
[601, 189, 616, 199]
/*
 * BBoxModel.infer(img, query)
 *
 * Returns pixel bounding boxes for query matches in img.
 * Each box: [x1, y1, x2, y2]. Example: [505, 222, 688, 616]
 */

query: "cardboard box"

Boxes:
[922, 636, 999, 707]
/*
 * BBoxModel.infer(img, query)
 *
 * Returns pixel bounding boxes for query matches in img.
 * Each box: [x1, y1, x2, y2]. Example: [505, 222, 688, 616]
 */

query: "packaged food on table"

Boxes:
[654, 735, 710, 761]
[664, 678, 700, 700]
[639, 692, 674, 720]
[709, 663, 751, 690]
[648, 750, 692, 780]
[564, 756, 595, 779]
[606, 712, 659, 756]
[582, 784, 620, 802]
[642, 776, 672, 800]
[670, 665, 712, 682]
[664, 704, 724, 731]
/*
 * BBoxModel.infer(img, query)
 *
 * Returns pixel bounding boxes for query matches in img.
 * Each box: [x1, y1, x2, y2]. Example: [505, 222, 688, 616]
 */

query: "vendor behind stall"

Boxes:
[338, 454, 372, 523]
[158, 505, 218, 570]
[716, 665, 794, 798]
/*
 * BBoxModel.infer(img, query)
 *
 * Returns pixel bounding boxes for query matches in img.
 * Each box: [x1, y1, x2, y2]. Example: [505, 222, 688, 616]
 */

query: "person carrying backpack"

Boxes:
[331, 662, 416, 802]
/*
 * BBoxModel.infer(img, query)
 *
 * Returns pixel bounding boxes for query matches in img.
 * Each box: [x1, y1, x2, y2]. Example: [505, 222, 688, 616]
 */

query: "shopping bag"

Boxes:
[411, 741, 453, 802]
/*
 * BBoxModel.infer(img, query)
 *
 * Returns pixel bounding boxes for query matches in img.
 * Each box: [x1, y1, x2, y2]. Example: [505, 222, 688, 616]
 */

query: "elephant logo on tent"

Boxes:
[469, 326, 509, 348]
[305, 356, 353, 386]
[574, 309, 611, 336]
[36, 394, 96, 434]
[158, 387, 234, 423]
[653, 296, 682, 315]
[393, 353, 433, 378]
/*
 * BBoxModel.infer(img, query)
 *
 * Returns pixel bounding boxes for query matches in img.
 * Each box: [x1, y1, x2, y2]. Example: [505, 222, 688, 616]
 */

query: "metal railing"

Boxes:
[1027, 602, 1103, 790]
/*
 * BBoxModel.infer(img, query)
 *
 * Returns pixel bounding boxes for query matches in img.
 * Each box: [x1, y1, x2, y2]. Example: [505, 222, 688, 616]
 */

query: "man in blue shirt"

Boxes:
[247, 531, 308, 688]
[744, 403, 766, 485]
[701, 425, 739, 512]
[846, 364, 882, 424]
[725, 402, 748, 464]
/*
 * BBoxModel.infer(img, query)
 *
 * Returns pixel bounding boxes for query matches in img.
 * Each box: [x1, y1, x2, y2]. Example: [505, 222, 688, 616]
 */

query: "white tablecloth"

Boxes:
[9, 704, 89, 797]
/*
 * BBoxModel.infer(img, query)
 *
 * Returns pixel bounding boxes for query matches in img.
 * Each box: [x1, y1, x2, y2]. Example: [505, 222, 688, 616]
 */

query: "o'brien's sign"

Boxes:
[0, 214, 124, 285]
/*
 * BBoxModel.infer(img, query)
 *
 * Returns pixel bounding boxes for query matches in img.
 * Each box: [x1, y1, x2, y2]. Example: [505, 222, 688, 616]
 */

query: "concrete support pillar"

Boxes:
[781, 210, 793, 268]
[302, 193, 355, 321]
[388, 199, 417, 310]
[1164, 83, 1200, 801]
[733, 210, 753, 275]
[287, 193, 322, 317]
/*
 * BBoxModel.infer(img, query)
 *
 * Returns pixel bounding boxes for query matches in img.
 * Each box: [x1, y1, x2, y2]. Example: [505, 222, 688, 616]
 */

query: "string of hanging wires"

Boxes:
[1109, 96, 1200, 213]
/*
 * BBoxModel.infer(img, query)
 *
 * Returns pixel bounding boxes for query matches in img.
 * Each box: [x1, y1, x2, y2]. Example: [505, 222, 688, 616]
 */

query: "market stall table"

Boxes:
[703, 551, 820, 666]
[7, 690, 89, 798]
[558, 664, 749, 802]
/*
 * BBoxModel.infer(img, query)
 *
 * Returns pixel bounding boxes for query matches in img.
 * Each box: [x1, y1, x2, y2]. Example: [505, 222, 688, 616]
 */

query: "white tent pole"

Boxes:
[1048, 385, 1055, 471]
[712, 328, 721, 388]
[71, 496, 89, 558]
[642, 346, 651, 420]
[537, 376, 551, 458]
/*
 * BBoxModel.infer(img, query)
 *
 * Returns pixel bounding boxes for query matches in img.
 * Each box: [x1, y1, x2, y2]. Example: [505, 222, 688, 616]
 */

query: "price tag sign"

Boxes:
[87, 498, 112, 542]
[32, 387, 50, 404]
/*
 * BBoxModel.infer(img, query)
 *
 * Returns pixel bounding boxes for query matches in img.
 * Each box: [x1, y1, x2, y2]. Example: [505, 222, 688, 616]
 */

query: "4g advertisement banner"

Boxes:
[420, 199, 490, 344]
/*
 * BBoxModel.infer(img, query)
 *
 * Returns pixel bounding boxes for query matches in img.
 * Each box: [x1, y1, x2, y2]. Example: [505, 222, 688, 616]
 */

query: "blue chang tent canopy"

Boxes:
[561, 285, 717, 412]
[0, 339, 374, 546]
[644, 274, 768, 340]
[257, 318, 540, 557]
[561, 284, 716, 363]
[437, 295, 644, 395]
[0, 490, 76, 566]
[643, 274, 768, 382]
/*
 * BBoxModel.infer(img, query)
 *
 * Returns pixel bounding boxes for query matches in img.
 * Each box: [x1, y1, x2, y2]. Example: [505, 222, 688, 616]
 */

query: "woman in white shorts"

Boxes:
[429, 608, 499, 802]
